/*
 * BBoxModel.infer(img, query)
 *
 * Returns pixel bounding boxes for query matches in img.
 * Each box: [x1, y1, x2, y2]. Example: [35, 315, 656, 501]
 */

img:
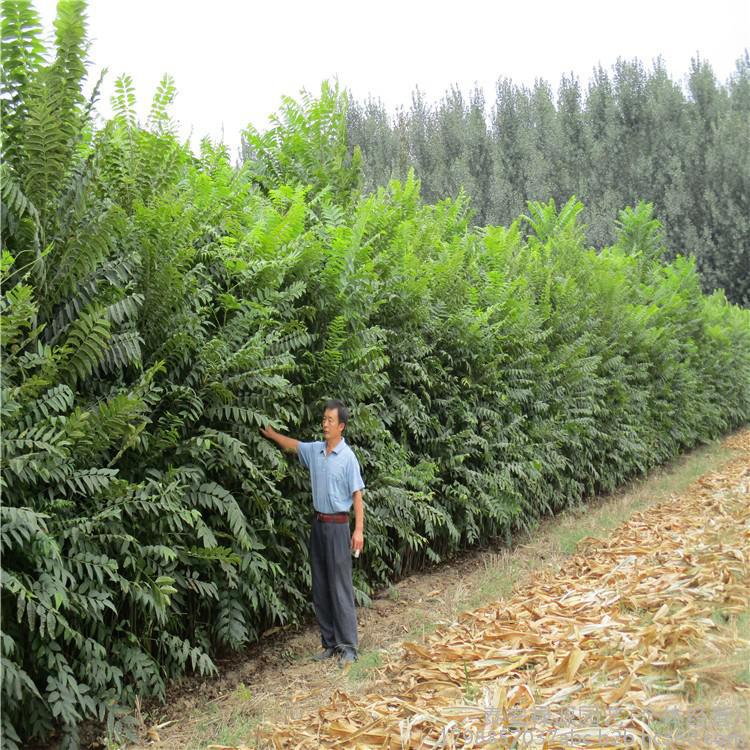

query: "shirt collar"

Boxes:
[320, 437, 346, 454]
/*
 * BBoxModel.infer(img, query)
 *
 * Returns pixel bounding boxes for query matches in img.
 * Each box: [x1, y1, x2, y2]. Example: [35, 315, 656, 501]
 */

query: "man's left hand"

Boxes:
[351, 529, 364, 554]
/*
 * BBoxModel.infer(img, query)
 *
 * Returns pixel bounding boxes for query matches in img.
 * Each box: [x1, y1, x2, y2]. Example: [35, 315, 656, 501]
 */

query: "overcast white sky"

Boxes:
[34, 0, 749, 161]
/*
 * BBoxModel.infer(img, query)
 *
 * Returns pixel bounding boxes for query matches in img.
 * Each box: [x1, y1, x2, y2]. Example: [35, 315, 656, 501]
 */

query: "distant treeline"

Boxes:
[346, 55, 750, 306]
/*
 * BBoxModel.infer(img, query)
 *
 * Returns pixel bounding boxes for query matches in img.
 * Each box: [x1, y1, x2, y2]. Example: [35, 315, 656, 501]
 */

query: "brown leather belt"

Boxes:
[315, 512, 349, 524]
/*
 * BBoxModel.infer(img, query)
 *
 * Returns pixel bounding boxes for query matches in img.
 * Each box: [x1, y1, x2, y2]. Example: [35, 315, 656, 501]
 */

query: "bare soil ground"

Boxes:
[123, 428, 750, 750]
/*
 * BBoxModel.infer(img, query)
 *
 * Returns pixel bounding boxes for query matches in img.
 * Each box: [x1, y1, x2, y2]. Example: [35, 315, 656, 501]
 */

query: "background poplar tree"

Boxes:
[347, 53, 750, 305]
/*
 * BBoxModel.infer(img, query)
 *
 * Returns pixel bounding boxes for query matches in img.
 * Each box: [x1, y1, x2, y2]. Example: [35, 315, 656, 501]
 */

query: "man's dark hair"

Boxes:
[324, 399, 349, 426]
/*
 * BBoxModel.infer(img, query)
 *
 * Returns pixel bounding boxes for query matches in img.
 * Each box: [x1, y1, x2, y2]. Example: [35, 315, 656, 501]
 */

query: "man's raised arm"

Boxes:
[260, 425, 300, 453]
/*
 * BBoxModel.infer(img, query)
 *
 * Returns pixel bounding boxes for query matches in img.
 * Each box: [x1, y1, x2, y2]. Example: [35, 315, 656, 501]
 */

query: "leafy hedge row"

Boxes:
[2, 2, 749, 747]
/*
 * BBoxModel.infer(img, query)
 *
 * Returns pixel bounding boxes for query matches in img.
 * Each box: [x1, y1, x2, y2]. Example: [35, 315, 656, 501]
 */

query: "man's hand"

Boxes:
[351, 529, 364, 555]
[260, 425, 276, 440]
[260, 425, 300, 453]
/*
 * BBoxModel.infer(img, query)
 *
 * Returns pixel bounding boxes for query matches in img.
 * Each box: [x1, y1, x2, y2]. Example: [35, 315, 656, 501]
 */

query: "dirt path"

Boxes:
[130, 429, 750, 750]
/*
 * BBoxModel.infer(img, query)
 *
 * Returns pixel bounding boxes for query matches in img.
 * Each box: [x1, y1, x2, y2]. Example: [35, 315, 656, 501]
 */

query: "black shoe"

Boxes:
[338, 648, 358, 666]
[313, 646, 337, 661]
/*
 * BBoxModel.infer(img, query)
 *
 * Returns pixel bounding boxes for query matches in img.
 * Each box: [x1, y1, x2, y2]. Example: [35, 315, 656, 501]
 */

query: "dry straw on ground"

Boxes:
[256, 430, 750, 749]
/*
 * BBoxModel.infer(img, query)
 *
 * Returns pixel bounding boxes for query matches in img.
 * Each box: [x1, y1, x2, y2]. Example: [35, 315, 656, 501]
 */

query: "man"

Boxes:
[260, 399, 365, 665]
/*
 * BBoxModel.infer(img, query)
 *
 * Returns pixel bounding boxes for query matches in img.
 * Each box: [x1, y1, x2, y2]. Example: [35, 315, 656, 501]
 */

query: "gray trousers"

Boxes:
[309, 518, 358, 652]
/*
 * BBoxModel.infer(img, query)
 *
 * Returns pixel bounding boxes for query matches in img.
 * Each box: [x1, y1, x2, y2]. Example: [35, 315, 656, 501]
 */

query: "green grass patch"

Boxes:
[466, 554, 520, 610]
[554, 526, 591, 555]
[402, 611, 441, 643]
[185, 712, 263, 750]
[347, 649, 383, 683]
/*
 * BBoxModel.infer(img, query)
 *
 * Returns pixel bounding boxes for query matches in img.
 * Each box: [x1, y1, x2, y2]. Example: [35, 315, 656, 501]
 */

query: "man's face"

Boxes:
[322, 408, 344, 441]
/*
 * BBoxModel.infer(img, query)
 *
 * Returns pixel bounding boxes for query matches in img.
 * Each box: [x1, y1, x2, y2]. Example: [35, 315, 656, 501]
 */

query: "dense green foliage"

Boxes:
[346, 55, 750, 306]
[1, 2, 749, 747]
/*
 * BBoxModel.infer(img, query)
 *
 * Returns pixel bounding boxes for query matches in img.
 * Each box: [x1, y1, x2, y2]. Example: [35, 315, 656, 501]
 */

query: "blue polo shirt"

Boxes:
[297, 438, 365, 514]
